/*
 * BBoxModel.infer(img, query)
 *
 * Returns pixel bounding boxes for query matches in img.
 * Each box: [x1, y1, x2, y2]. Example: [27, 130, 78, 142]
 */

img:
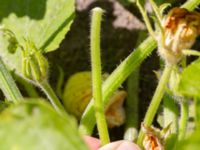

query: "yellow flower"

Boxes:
[158, 8, 200, 64]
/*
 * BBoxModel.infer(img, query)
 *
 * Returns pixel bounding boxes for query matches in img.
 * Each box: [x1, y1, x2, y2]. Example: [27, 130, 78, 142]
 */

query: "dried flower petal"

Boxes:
[142, 124, 164, 150]
[105, 90, 127, 128]
[62, 71, 127, 128]
[158, 7, 200, 64]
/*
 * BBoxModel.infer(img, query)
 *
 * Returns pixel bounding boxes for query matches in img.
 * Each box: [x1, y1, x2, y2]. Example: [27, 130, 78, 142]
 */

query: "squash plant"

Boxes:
[79, 0, 200, 149]
[0, 0, 88, 149]
[0, 0, 200, 150]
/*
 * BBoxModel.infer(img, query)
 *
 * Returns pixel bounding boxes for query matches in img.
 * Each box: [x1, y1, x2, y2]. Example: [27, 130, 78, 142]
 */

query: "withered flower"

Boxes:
[157, 7, 200, 64]
[105, 90, 127, 128]
[142, 123, 172, 150]
[62, 71, 127, 128]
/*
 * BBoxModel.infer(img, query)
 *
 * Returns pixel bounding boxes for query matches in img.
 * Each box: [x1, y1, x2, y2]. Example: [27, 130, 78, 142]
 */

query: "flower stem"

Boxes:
[0, 57, 23, 102]
[79, 36, 156, 135]
[90, 7, 110, 145]
[136, 0, 156, 40]
[14, 74, 39, 98]
[137, 64, 174, 146]
[124, 68, 139, 141]
[124, 31, 146, 141]
[178, 99, 189, 141]
[39, 80, 65, 114]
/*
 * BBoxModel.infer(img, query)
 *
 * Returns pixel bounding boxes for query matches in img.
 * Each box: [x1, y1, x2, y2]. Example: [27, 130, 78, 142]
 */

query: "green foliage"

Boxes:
[175, 130, 200, 150]
[0, 57, 23, 102]
[0, 101, 88, 150]
[178, 58, 200, 97]
[0, 0, 75, 52]
[165, 133, 177, 150]
[0, 0, 75, 74]
[0, 0, 200, 149]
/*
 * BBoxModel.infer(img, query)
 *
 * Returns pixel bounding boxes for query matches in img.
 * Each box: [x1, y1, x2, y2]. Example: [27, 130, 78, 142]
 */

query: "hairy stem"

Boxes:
[0, 58, 23, 102]
[137, 64, 174, 146]
[90, 7, 110, 145]
[14, 74, 39, 98]
[124, 68, 140, 141]
[124, 31, 146, 141]
[39, 81, 65, 114]
[136, 0, 156, 39]
[79, 36, 156, 135]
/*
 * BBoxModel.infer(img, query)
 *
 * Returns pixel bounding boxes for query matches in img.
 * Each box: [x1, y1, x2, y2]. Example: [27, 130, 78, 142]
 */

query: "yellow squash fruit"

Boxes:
[62, 71, 127, 128]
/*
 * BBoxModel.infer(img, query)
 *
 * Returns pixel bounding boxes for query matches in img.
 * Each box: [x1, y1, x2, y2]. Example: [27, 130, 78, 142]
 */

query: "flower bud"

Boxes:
[158, 8, 200, 64]
[22, 40, 49, 83]
[0, 27, 19, 53]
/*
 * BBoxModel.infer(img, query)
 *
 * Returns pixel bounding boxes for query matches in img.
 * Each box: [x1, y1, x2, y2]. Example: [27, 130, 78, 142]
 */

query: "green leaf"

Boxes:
[0, 0, 75, 52]
[165, 133, 177, 150]
[0, 0, 75, 73]
[175, 130, 200, 150]
[0, 100, 88, 150]
[178, 58, 200, 97]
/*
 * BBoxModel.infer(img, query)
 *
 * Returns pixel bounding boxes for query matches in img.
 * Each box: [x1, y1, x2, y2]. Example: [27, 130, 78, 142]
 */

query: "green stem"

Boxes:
[0, 57, 23, 102]
[178, 99, 189, 141]
[163, 94, 178, 133]
[162, 95, 178, 149]
[136, 0, 156, 40]
[124, 31, 146, 141]
[124, 68, 139, 141]
[90, 7, 110, 145]
[14, 74, 39, 97]
[149, 0, 162, 24]
[79, 0, 200, 135]
[39, 81, 65, 114]
[137, 64, 174, 146]
[79, 36, 156, 135]
[182, 0, 200, 11]
[182, 49, 200, 57]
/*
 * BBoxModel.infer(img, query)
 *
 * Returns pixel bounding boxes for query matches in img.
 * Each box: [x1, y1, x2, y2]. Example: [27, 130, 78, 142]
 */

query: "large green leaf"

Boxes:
[0, 0, 75, 73]
[178, 58, 200, 97]
[0, 0, 75, 52]
[0, 101, 88, 150]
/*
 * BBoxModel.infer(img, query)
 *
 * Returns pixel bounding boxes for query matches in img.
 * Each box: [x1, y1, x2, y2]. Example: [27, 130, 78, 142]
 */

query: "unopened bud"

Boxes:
[0, 27, 19, 53]
[22, 40, 49, 83]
